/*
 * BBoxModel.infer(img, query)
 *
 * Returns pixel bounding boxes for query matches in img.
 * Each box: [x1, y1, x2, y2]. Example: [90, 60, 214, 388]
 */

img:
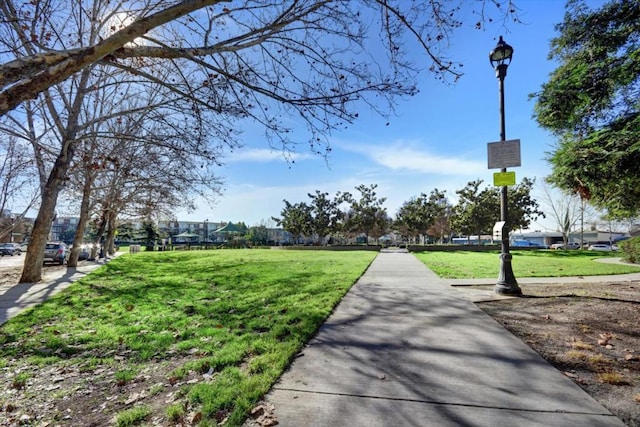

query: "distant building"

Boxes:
[50, 217, 79, 242]
[509, 231, 561, 247]
[155, 220, 292, 245]
[451, 235, 494, 245]
[511, 230, 628, 247]
[156, 220, 224, 242]
[266, 228, 293, 245]
[15, 214, 294, 246]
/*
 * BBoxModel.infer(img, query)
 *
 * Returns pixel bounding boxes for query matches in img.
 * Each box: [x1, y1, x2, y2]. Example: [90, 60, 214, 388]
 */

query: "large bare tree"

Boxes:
[1, 0, 518, 281]
[539, 183, 594, 248]
[1, 1, 236, 281]
[62, 70, 228, 266]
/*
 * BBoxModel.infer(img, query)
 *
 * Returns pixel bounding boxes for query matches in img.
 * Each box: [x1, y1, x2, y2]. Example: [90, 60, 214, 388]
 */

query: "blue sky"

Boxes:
[178, 1, 602, 230]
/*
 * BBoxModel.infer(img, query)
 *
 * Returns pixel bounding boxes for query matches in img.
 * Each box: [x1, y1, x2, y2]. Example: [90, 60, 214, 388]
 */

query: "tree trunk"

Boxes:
[19, 144, 75, 282]
[91, 212, 108, 259]
[20, 67, 90, 282]
[68, 172, 93, 267]
[105, 209, 117, 255]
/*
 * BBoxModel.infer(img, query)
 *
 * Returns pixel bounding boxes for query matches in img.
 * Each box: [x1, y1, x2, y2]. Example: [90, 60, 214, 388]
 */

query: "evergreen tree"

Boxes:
[533, 0, 640, 217]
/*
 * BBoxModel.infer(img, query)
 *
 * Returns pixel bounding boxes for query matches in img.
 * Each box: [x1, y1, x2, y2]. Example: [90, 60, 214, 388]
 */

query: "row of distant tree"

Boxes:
[272, 180, 546, 245]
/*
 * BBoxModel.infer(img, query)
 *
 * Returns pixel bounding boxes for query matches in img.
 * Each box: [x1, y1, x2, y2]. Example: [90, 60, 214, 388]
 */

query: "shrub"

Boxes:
[619, 236, 640, 264]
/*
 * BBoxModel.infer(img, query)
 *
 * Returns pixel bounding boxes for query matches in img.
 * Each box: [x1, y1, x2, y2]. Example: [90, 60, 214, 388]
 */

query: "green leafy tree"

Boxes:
[396, 189, 448, 244]
[236, 222, 249, 234]
[116, 223, 136, 243]
[342, 184, 388, 243]
[452, 180, 497, 243]
[507, 178, 546, 231]
[428, 201, 453, 244]
[532, 0, 640, 217]
[369, 209, 392, 244]
[59, 230, 77, 244]
[246, 225, 269, 246]
[273, 201, 313, 245]
[142, 220, 159, 251]
[452, 178, 544, 242]
[307, 190, 344, 245]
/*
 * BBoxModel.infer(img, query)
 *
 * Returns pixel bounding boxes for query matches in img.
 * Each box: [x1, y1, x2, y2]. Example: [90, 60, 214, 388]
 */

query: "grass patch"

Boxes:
[115, 367, 138, 386]
[0, 249, 376, 426]
[166, 403, 186, 422]
[11, 372, 29, 389]
[597, 371, 629, 385]
[565, 350, 590, 362]
[115, 405, 153, 426]
[149, 383, 165, 396]
[587, 354, 610, 367]
[570, 339, 593, 351]
[578, 324, 592, 333]
[414, 250, 640, 279]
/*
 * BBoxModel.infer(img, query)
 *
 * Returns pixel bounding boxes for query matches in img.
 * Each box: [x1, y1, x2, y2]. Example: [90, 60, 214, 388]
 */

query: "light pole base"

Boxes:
[495, 252, 522, 295]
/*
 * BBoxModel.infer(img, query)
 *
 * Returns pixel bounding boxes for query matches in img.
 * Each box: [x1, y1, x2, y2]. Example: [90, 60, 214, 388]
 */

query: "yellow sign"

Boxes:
[493, 171, 516, 186]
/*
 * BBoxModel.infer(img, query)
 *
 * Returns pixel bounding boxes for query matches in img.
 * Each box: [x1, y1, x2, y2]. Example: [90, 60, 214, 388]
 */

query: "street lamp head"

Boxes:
[489, 36, 514, 68]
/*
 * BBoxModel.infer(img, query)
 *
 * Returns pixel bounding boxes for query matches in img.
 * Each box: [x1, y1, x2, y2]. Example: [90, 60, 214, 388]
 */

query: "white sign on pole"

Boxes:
[487, 139, 521, 169]
[493, 221, 505, 240]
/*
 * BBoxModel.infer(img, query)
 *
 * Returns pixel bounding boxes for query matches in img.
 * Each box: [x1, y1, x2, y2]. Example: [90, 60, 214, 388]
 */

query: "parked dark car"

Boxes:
[43, 242, 69, 265]
[0, 242, 22, 256]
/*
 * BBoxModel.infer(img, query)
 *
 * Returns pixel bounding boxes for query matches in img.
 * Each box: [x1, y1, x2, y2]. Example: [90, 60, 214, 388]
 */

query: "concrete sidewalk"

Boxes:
[249, 252, 625, 426]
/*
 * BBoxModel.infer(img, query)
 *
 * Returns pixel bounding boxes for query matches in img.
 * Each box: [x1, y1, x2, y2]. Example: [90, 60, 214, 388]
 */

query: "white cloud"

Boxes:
[340, 140, 486, 175]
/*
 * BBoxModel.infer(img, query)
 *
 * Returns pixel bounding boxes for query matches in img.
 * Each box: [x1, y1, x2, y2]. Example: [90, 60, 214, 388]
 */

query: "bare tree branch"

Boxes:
[0, 0, 231, 115]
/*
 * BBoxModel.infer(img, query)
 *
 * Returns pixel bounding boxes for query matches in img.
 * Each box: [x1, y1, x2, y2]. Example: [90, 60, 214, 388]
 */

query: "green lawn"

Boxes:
[3, 248, 638, 425]
[0, 249, 376, 426]
[413, 249, 640, 279]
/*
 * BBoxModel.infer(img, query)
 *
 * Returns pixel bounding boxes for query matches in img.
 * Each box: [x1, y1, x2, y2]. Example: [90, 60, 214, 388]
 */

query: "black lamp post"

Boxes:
[489, 36, 521, 296]
[204, 219, 209, 250]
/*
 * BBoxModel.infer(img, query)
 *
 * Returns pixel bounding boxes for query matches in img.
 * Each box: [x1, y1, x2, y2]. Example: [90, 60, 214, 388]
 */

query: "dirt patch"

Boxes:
[0, 263, 64, 287]
[0, 351, 211, 426]
[475, 280, 640, 427]
[0, 267, 24, 287]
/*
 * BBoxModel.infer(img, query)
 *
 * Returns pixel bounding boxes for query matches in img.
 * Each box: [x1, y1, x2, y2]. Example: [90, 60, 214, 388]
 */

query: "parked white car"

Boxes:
[588, 244, 613, 251]
[550, 242, 580, 250]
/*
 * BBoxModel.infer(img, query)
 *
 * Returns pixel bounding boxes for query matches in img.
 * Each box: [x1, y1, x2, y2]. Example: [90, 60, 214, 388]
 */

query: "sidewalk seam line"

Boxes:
[271, 387, 617, 417]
